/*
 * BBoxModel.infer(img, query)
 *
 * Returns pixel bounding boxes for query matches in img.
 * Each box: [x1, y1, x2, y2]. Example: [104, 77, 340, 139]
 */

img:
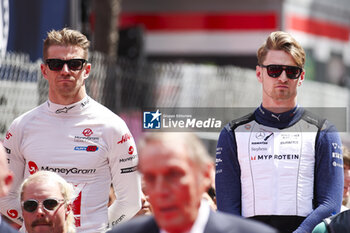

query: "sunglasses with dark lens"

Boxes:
[45, 59, 87, 71]
[22, 198, 65, 212]
[260, 64, 303, 79]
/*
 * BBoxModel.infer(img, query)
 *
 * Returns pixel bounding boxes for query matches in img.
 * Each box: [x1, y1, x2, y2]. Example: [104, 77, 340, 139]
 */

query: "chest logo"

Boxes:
[82, 128, 93, 137]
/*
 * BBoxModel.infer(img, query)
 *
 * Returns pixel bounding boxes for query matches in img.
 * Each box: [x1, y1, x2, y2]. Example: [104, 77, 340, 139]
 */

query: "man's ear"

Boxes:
[65, 203, 72, 219]
[256, 65, 263, 83]
[298, 70, 305, 86]
[82, 63, 91, 81]
[200, 162, 214, 191]
[41, 63, 49, 80]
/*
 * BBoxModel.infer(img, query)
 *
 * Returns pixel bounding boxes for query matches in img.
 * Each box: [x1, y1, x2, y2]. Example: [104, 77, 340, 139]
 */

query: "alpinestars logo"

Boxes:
[55, 106, 75, 114]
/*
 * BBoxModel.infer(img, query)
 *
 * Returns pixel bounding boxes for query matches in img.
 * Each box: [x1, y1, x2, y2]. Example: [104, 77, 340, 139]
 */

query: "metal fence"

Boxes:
[1, 52, 349, 144]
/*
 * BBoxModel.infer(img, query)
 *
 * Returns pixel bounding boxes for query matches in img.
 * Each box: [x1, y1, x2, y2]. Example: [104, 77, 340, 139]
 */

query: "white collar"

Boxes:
[46, 96, 90, 114]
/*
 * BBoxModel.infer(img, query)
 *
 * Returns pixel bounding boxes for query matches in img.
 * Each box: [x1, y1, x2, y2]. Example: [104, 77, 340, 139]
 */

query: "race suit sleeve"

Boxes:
[107, 120, 142, 228]
[215, 124, 242, 215]
[294, 121, 343, 233]
[0, 119, 25, 225]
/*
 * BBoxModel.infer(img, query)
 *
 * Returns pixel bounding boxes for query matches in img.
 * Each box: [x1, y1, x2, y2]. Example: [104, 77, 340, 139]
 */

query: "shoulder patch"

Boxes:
[302, 109, 327, 130]
[229, 112, 255, 131]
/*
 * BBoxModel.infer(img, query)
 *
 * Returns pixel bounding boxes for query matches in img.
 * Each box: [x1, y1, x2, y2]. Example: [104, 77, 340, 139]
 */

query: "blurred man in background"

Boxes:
[109, 132, 277, 233]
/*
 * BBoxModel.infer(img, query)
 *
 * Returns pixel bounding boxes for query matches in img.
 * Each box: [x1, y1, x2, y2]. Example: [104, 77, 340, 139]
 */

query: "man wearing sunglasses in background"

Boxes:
[0, 28, 142, 232]
[215, 31, 343, 233]
[20, 171, 75, 233]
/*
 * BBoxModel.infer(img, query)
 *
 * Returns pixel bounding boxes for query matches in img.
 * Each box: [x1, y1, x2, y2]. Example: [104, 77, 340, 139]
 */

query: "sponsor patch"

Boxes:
[120, 166, 137, 174]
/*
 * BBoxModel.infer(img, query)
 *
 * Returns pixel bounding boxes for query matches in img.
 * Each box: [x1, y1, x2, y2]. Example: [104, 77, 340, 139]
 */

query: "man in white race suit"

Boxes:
[0, 28, 142, 233]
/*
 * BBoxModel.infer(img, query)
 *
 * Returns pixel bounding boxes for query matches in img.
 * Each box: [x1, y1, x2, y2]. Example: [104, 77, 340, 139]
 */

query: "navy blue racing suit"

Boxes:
[215, 105, 343, 233]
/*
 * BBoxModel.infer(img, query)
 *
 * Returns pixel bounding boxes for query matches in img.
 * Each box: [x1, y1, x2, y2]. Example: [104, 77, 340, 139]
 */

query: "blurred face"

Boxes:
[40, 45, 91, 105]
[22, 181, 68, 233]
[256, 50, 304, 109]
[0, 146, 13, 198]
[343, 164, 350, 203]
[140, 141, 210, 233]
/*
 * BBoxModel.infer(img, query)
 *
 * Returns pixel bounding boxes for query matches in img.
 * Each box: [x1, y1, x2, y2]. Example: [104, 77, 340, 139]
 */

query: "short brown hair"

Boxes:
[43, 28, 90, 60]
[257, 31, 305, 68]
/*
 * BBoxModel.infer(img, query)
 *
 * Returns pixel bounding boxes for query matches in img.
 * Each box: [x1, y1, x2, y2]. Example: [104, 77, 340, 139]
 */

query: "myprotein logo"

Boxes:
[28, 161, 39, 175]
[251, 154, 300, 160]
[118, 133, 132, 144]
[41, 166, 96, 175]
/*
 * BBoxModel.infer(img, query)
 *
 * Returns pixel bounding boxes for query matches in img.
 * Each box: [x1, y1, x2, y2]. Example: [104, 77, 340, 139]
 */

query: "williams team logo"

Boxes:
[143, 109, 161, 129]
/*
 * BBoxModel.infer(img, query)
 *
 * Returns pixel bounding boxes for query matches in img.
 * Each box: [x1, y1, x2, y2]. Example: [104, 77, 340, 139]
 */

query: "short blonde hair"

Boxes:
[20, 171, 76, 233]
[43, 28, 90, 60]
[257, 31, 305, 68]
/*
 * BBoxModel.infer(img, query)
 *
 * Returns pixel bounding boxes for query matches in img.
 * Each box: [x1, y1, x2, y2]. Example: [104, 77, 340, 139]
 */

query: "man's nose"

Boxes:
[278, 71, 289, 82]
[154, 176, 169, 195]
[35, 204, 45, 217]
[60, 63, 70, 73]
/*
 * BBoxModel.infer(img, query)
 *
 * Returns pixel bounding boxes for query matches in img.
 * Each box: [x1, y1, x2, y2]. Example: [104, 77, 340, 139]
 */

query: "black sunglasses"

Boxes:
[260, 64, 303, 79]
[22, 198, 65, 212]
[45, 59, 87, 71]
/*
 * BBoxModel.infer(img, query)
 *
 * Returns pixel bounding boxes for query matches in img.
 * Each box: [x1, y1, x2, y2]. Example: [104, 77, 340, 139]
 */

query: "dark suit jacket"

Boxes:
[108, 210, 278, 233]
[0, 220, 19, 233]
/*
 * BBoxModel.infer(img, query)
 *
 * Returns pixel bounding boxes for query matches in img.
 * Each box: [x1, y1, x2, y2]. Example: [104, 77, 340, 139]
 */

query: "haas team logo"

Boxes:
[28, 161, 39, 175]
[7, 209, 18, 219]
[82, 128, 93, 137]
